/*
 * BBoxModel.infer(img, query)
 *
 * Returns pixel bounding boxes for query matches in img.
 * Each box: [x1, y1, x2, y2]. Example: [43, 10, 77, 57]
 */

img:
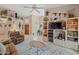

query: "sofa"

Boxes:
[9, 31, 24, 45]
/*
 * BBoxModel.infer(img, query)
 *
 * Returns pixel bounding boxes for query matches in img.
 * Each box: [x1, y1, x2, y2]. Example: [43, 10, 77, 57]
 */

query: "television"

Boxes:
[49, 22, 62, 29]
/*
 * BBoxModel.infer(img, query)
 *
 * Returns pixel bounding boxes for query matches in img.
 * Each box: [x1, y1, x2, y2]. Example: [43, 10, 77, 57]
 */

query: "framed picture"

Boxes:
[68, 8, 76, 18]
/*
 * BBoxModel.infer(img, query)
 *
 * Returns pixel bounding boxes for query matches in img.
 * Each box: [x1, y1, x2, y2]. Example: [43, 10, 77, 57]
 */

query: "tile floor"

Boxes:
[15, 35, 79, 55]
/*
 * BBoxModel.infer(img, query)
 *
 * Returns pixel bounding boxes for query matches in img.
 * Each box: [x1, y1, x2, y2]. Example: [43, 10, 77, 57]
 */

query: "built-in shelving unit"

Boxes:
[43, 7, 79, 51]
[43, 21, 48, 37]
[43, 15, 79, 51]
[48, 29, 53, 42]
[67, 17, 78, 42]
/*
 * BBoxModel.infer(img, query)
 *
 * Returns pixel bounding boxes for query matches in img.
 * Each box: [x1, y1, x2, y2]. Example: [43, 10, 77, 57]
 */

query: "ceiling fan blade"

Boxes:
[35, 9, 40, 13]
[24, 6, 32, 8]
[35, 7, 44, 9]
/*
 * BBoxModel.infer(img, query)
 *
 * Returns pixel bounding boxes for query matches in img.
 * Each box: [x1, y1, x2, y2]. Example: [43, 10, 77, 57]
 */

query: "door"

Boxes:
[25, 24, 29, 34]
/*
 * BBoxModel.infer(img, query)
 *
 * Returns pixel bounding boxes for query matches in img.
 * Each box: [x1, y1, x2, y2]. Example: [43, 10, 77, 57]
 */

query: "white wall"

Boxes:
[31, 15, 42, 35]
[46, 5, 79, 17]
[14, 19, 23, 32]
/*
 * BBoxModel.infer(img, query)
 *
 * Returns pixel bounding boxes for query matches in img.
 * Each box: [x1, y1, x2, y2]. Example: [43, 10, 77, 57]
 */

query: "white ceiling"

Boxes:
[0, 4, 68, 16]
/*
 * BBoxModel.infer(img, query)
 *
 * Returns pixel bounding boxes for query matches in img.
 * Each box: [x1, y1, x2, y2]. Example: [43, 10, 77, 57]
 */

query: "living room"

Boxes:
[0, 4, 79, 55]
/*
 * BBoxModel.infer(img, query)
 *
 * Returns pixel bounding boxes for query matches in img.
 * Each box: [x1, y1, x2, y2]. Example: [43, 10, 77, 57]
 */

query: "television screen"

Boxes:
[49, 22, 62, 29]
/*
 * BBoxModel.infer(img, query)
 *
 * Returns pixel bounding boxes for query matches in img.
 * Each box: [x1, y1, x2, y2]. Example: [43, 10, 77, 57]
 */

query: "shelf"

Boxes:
[67, 37, 78, 42]
[48, 34, 53, 35]
[48, 29, 53, 30]
[43, 25, 47, 26]
[67, 17, 78, 20]
[67, 24, 78, 26]
[67, 36, 78, 38]
[67, 30, 78, 31]
[48, 37, 53, 38]
[48, 33, 53, 34]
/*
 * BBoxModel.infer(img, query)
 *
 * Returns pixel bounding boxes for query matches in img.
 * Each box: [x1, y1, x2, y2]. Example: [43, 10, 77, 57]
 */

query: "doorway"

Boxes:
[25, 24, 29, 35]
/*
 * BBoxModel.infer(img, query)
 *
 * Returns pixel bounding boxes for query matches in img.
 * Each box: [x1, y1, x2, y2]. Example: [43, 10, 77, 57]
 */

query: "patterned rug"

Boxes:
[15, 36, 78, 55]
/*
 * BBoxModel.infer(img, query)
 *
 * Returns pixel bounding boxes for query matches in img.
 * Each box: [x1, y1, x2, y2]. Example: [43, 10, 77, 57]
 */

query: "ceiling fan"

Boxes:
[24, 4, 44, 14]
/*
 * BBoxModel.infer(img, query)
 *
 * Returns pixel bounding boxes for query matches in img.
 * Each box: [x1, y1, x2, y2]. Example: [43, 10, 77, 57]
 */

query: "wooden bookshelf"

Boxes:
[43, 21, 48, 37]
[67, 17, 78, 42]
